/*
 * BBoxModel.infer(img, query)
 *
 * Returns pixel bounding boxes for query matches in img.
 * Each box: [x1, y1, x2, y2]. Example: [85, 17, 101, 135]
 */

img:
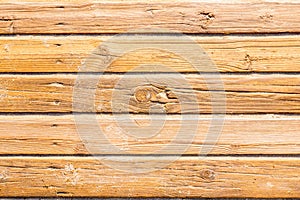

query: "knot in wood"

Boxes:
[134, 87, 152, 102]
[201, 169, 215, 181]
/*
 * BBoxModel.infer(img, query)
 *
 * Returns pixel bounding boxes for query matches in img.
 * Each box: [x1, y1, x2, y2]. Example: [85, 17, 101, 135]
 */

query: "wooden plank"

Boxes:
[0, 74, 299, 113]
[0, 1, 300, 34]
[0, 114, 299, 155]
[0, 156, 299, 197]
[1, 35, 300, 72]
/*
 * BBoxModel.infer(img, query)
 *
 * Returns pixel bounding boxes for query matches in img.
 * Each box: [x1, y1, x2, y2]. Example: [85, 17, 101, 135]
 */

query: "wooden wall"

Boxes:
[0, 0, 299, 198]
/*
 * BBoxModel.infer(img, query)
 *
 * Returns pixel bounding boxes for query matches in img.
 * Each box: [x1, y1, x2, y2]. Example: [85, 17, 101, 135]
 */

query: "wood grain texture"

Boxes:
[1, 35, 300, 72]
[0, 1, 300, 34]
[0, 156, 299, 197]
[0, 74, 299, 113]
[0, 0, 299, 198]
[0, 114, 299, 155]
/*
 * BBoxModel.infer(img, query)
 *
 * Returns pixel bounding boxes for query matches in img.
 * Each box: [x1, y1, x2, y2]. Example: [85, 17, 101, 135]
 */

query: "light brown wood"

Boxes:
[0, 156, 299, 197]
[0, 114, 299, 155]
[0, 1, 299, 198]
[0, 74, 299, 113]
[0, 1, 300, 34]
[1, 35, 300, 72]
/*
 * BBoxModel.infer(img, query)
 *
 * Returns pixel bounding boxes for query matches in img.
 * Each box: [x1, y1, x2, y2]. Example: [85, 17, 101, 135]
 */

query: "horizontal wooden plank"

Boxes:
[0, 1, 300, 34]
[0, 74, 299, 113]
[1, 35, 300, 72]
[0, 156, 299, 197]
[0, 114, 299, 155]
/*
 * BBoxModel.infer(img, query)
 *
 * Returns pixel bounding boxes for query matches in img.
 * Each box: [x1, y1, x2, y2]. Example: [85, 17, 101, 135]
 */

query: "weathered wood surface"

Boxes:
[0, 74, 299, 113]
[0, 156, 299, 197]
[1, 35, 300, 72]
[0, 0, 299, 198]
[0, 114, 299, 155]
[0, 1, 300, 34]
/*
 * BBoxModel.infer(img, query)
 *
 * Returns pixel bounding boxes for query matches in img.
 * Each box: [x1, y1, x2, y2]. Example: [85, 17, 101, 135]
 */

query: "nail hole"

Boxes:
[56, 59, 63, 64]
[55, 22, 65, 26]
[54, 100, 61, 105]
